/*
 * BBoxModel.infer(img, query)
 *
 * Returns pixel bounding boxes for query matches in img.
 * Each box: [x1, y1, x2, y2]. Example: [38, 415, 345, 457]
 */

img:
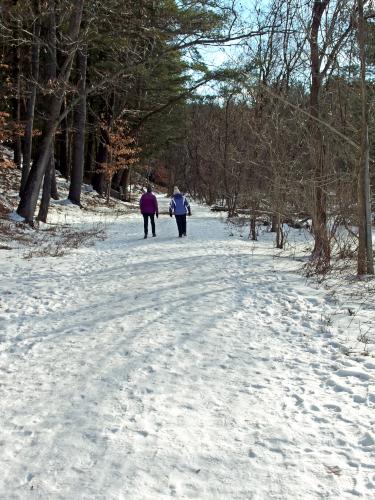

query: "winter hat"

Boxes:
[173, 186, 180, 195]
[146, 185, 152, 193]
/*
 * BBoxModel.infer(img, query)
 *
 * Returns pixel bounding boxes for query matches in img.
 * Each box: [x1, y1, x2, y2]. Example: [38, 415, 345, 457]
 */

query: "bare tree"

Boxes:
[357, 0, 374, 274]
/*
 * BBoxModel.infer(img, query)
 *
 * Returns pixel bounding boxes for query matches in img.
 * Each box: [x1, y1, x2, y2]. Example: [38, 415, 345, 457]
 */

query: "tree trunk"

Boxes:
[85, 110, 96, 183]
[112, 169, 121, 190]
[309, 0, 330, 271]
[276, 212, 283, 249]
[69, 44, 87, 206]
[271, 214, 277, 232]
[21, 11, 41, 195]
[250, 204, 257, 241]
[312, 140, 330, 267]
[92, 92, 115, 196]
[106, 175, 112, 204]
[92, 126, 109, 195]
[12, 16, 22, 170]
[357, 0, 374, 275]
[56, 99, 70, 179]
[51, 160, 59, 200]
[37, 150, 53, 222]
[37, 0, 57, 221]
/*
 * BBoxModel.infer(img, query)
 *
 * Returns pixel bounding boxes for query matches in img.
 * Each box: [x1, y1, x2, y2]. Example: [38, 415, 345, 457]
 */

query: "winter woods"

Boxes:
[0, 0, 230, 218]
[1, 0, 375, 275]
[167, 0, 375, 276]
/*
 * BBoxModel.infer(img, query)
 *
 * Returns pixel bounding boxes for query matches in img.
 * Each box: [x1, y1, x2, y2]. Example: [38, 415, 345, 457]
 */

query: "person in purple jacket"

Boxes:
[139, 185, 159, 238]
[169, 186, 191, 237]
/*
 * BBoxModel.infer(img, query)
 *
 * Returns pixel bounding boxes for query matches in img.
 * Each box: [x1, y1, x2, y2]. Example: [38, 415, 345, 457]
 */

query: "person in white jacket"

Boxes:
[169, 187, 191, 237]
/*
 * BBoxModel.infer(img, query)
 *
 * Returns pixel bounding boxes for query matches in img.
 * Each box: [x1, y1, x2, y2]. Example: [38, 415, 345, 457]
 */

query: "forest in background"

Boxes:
[1, 0, 375, 277]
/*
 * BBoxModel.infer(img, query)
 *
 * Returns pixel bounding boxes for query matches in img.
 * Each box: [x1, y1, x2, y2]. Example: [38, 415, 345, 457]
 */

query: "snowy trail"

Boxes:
[1, 199, 375, 499]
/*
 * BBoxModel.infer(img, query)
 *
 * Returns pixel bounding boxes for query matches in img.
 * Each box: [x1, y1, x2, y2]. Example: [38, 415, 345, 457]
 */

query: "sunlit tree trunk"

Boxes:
[357, 0, 374, 275]
[310, 0, 330, 271]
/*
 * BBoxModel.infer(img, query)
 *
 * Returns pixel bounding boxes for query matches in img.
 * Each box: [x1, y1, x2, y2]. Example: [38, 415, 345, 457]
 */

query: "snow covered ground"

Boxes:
[0, 196, 375, 499]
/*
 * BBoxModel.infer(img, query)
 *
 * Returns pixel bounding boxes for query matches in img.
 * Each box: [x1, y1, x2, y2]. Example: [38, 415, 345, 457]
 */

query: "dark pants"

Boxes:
[143, 213, 155, 235]
[175, 214, 187, 236]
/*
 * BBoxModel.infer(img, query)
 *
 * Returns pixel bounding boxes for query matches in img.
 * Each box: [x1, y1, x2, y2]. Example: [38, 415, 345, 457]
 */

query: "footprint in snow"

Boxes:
[359, 432, 375, 447]
[323, 403, 341, 412]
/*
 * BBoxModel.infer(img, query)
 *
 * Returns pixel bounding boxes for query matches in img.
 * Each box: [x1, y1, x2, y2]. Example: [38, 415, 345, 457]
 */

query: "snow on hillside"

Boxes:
[0, 195, 374, 499]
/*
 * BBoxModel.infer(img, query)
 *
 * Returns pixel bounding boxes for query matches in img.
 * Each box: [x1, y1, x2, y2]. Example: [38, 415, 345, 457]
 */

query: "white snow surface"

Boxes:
[1, 197, 375, 499]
